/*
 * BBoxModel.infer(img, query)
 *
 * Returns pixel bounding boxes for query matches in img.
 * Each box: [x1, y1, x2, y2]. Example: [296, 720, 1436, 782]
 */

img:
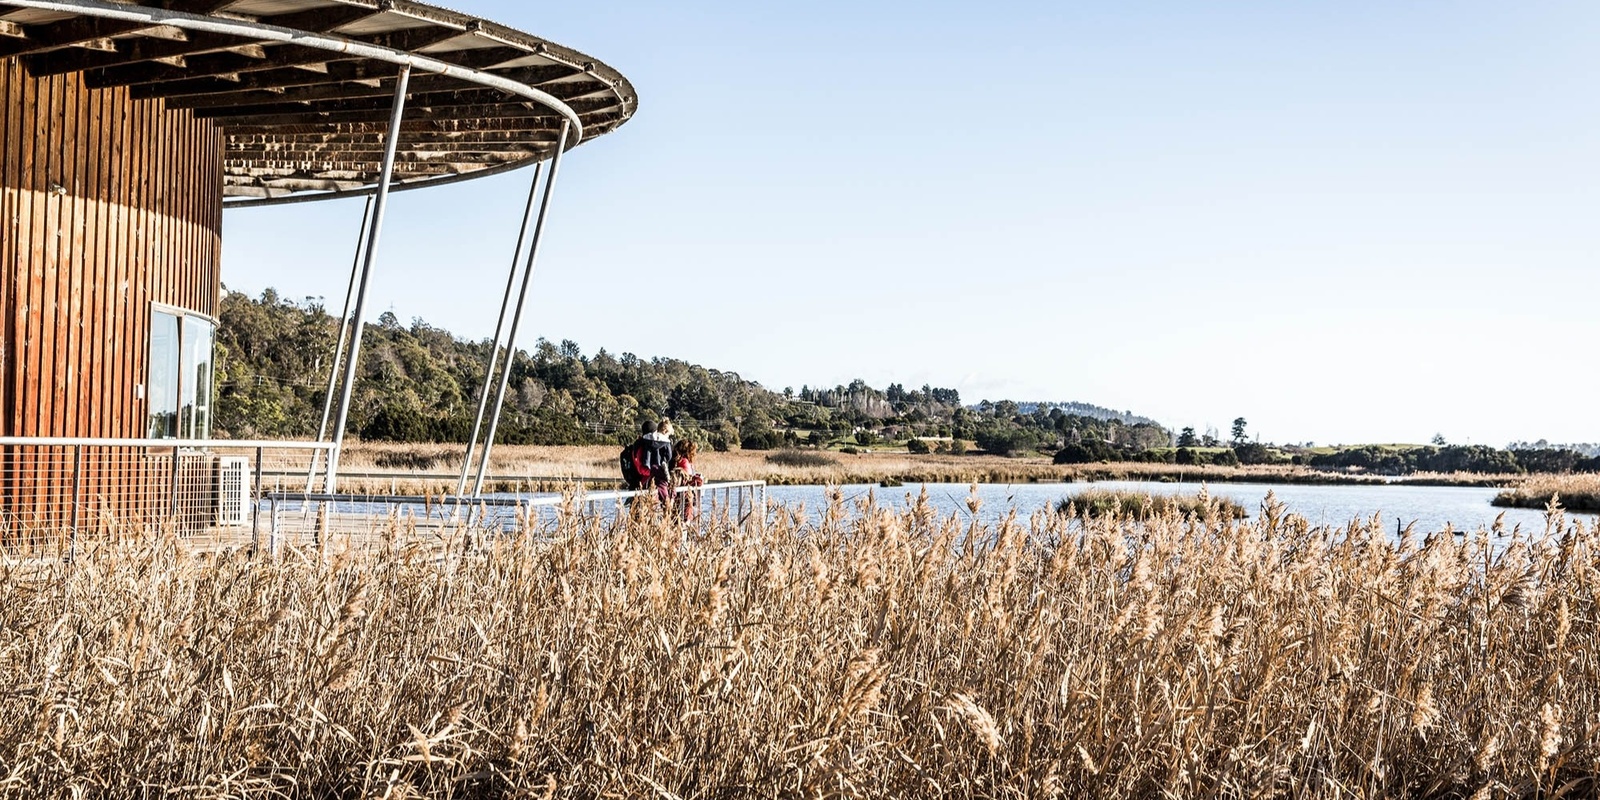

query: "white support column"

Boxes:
[471, 120, 572, 497]
[307, 195, 373, 491]
[325, 65, 412, 494]
[457, 163, 545, 496]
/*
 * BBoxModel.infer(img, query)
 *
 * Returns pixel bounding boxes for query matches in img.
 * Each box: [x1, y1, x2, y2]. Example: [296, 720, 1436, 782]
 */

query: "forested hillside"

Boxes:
[1015, 402, 1160, 427]
[212, 289, 1171, 454]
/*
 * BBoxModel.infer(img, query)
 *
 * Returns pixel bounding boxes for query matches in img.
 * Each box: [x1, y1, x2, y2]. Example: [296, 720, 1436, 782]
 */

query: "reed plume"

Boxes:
[0, 487, 1594, 797]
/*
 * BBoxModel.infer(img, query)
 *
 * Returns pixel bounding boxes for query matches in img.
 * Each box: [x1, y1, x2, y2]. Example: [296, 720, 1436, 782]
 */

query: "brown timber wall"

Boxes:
[1, 59, 223, 538]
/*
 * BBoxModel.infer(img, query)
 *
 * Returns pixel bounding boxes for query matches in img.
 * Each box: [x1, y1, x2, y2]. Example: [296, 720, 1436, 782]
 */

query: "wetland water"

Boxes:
[763, 480, 1595, 535]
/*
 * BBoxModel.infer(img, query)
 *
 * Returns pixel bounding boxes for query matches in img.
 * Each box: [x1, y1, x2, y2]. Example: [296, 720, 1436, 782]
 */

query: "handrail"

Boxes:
[264, 480, 769, 508]
[255, 479, 767, 552]
[0, 436, 334, 449]
[267, 471, 617, 483]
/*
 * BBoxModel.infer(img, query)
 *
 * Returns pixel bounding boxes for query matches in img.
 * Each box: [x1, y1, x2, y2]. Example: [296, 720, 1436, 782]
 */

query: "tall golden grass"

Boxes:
[1, 491, 1595, 797]
[1060, 487, 1249, 520]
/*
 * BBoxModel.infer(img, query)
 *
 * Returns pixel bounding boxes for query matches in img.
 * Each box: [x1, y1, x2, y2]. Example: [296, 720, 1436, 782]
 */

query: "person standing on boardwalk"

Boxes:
[642, 419, 676, 506]
[622, 420, 657, 491]
[672, 438, 705, 520]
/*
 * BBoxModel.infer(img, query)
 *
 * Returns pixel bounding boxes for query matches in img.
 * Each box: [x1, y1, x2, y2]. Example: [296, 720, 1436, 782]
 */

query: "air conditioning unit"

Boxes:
[213, 456, 251, 526]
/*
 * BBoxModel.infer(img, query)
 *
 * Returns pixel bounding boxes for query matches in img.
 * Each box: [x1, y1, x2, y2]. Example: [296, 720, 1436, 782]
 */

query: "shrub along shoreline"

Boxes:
[334, 443, 1529, 493]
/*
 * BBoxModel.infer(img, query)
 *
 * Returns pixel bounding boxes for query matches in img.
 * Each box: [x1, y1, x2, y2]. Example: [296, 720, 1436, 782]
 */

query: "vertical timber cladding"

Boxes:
[1, 59, 223, 533]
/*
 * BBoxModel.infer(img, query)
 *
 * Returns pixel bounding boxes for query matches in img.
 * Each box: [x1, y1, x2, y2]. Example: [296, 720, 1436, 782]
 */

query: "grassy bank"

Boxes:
[1493, 473, 1600, 513]
[334, 442, 1521, 492]
[1, 495, 1595, 796]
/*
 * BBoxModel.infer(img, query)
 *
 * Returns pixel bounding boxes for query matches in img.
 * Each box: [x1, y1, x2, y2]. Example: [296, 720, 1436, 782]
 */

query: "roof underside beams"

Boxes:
[0, 0, 636, 201]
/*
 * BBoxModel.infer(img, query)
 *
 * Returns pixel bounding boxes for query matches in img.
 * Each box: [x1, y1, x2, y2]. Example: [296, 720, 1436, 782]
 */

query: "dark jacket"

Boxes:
[640, 432, 674, 481]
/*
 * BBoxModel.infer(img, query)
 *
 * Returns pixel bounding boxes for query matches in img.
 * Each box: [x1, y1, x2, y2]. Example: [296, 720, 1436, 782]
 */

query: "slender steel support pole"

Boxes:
[252, 446, 263, 553]
[471, 120, 571, 497]
[68, 445, 81, 561]
[170, 446, 179, 521]
[308, 195, 374, 491]
[325, 65, 412, 494]
[457, 163, 544, 496]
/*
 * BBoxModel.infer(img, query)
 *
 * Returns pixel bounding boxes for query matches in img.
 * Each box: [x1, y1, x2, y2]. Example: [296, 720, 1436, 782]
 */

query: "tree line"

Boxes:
[213, 290, 1595, 476]
[212, 290, 1162, 453]
[1305, 445, 1600, 476]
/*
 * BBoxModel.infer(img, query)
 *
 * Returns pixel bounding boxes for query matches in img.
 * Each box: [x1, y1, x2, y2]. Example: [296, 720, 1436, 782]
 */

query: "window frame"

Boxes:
[146, 303, 217, 441]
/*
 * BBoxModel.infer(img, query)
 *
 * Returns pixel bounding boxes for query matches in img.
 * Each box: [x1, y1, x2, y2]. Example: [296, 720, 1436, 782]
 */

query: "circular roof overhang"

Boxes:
[0, 0, 636, 206]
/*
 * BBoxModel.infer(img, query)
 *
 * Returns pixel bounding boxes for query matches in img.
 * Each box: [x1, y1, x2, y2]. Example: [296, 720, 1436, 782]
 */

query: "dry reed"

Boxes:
[0, 491, 1595, 797]
[1059, 487, 1249, 520]
[1496, 473, 1600, 513]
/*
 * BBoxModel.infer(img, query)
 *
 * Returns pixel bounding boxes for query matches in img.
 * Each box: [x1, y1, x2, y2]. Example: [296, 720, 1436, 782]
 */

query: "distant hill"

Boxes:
[1015, 401, 1162, 428]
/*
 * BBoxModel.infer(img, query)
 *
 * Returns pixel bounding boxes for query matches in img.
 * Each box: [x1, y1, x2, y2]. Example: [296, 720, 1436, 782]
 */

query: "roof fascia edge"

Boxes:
[224, 156, 535, 208]
[0, 0, 585, 141]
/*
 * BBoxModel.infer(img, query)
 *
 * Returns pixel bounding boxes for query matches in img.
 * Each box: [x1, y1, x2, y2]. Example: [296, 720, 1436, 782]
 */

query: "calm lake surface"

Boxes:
[761, 481, 1595, 535]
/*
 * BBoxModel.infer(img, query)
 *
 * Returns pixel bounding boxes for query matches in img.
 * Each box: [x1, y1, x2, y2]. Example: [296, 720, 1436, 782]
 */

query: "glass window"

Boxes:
[146, 306, 215, 440]
[147, 310, 180, 438]
[181, 315, 215, 440]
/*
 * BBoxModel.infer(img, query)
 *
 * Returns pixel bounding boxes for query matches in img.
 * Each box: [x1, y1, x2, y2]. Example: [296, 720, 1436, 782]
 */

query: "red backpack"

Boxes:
[620, 441, 654, 486]
[633, 446, 652, 483]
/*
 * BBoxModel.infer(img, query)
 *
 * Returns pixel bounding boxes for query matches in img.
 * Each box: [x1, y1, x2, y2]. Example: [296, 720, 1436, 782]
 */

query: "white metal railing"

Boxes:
[0, 437, 333, 557]
[259, 480, 769, 554]
[0, 436, 764, 559]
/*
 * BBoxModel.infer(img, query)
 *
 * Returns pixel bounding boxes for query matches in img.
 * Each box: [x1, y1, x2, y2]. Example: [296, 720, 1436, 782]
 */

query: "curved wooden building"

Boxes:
[0, 0, 635, 537]
[2, 57, 223, 440]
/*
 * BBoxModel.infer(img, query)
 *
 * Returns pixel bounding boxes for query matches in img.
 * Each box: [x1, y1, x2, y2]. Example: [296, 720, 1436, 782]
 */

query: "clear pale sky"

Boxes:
[221, 1, 1599, 447]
